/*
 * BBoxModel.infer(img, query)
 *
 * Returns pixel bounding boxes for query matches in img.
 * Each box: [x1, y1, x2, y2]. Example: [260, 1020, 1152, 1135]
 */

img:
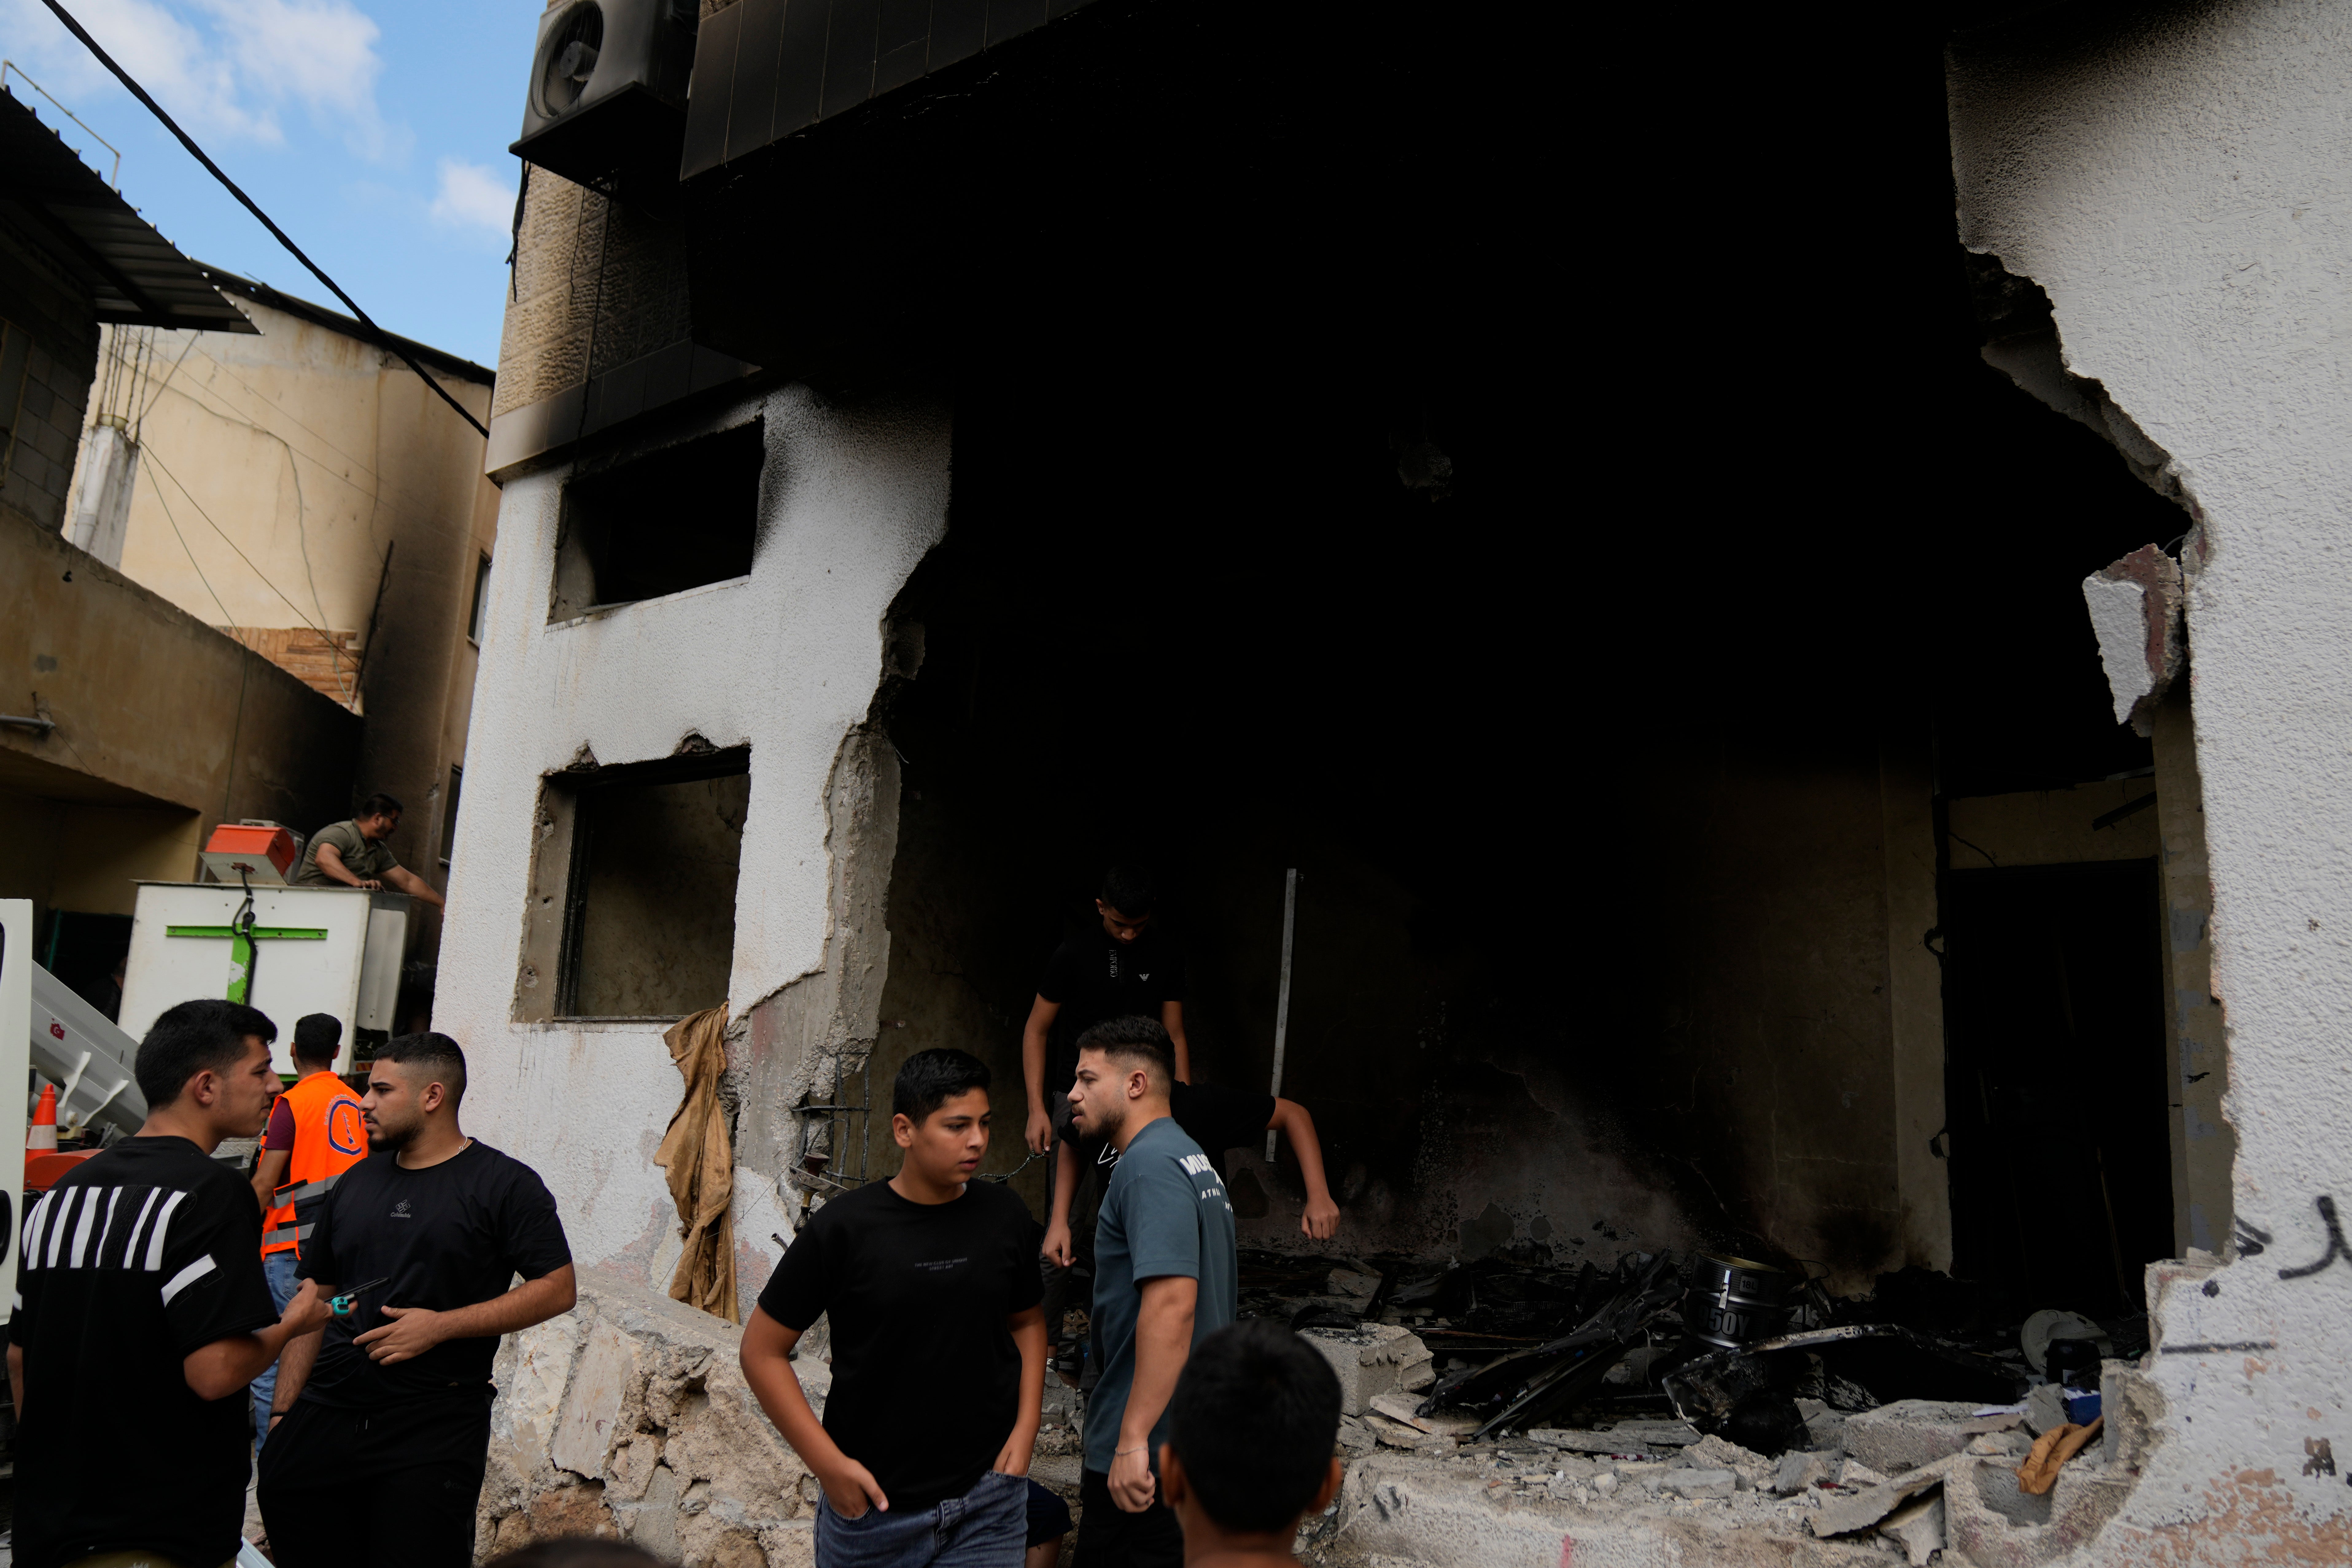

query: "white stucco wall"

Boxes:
[1951, 2, 2352, 1555]
[437, 385, 949, 1306]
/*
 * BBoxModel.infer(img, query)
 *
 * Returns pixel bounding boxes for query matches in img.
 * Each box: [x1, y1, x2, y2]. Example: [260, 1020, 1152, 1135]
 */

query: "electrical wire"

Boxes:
[141, 446, 352, 679]
[146, 475, 233, 626]
[36, 0, 491, 440]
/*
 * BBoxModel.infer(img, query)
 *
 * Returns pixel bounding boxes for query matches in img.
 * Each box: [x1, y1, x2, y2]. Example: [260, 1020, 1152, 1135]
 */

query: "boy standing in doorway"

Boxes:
[741, 1049, 1048, 1568]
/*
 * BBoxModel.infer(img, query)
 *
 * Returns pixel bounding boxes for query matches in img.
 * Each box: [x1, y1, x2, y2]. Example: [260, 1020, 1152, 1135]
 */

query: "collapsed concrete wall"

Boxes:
[1950, 0, 2352, 1553]
[439, 382, 948, 1320]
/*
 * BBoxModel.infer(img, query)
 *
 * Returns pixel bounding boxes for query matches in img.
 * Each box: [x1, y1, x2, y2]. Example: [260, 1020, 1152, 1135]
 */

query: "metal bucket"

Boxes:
[1682, 1255, 1790, 1351]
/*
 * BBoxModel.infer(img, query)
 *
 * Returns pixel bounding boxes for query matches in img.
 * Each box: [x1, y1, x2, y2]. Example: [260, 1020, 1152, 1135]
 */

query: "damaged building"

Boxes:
[444, 0, 2348, 1562]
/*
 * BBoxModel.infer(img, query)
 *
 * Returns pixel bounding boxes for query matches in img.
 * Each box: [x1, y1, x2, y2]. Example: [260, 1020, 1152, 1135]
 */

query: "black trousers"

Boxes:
[258, 1392, 493, 1568]
[1072, 1467, 1183, 1568]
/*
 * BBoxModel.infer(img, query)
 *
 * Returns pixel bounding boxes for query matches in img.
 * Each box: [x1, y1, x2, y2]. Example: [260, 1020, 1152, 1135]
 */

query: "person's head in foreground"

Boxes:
[1162, 1320, 1344, 1562]
[1065, 1013, 1174, 1146]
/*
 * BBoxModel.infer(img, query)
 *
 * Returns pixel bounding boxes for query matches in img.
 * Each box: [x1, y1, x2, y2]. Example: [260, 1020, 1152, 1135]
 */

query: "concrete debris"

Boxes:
[1838, 1458, 1892, 1487]
[1843, 1398, 1992, 1473]
[1367, 1392, 1478, 1435]
[1300, 1322, 1434, 1417]
[1685, 1434, 1774, 1488]
[1773, 1450, 1835, 1494]
[1807, 1460, 1953, 1539]
[1663, 1467, 1739, 1498]
[2025, 1381, 2069, 1435]
[1524, 1419, 1701, 1453]
[2081, 545, 2185, 736]
[1878, 1491, 1948, 1567]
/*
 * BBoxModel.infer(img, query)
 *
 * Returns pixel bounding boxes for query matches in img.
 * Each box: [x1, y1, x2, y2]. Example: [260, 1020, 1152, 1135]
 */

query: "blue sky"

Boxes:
[1, 0, 539, 368]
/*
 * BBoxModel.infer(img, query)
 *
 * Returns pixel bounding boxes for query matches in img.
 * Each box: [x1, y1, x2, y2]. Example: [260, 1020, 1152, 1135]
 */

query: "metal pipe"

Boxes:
[1266, 867, 1300, 1162]
[0, 714, 56, 736]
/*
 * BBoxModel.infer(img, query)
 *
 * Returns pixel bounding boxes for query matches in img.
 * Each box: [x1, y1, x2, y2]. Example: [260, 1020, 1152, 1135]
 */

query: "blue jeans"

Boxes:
[816, 1468, 1027, 1568]
[252, 1249, 302, 1446]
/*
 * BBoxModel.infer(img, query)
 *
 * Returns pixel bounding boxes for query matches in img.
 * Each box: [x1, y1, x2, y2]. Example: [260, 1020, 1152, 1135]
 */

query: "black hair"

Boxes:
[378, 1030, 467, 1108]
[1073, 1014, 1174, 1083]
[1169, 1320, 1343, 1533]
[134, 998, 277, 1107]
[482, 1544, 667, 1568]
[356, 791, 404, 819]
[1100, 864, 1156, 918]
[291, 1013, 344, 1062]
[893, 1048, 992, 1122]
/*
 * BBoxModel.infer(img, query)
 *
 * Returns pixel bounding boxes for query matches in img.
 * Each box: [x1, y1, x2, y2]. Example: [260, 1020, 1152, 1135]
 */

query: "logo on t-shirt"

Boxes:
[912, 1256, 969, 1273]
[392, 1199, 412, 1218]
[1178, 1154, 1214, 1177]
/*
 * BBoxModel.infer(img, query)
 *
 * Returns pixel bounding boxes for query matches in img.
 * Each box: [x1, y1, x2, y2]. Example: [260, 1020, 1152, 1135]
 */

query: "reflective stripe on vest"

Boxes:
[261, 1071, 370, 1258]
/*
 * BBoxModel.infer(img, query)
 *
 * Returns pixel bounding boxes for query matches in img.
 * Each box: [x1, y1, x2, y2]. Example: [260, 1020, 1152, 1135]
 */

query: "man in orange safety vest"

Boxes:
[248, 1013, 368, 1446]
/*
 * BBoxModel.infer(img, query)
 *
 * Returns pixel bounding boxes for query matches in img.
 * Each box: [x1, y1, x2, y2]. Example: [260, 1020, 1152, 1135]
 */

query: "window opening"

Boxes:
[549, 421, 763, 621]
[468, 554, 493, 643]
[518, 749, 750, 1021]
[439, 764, 463, 866]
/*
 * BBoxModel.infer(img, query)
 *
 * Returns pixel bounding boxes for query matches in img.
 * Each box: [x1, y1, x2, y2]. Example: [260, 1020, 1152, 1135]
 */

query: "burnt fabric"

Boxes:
[1037, 924, 1186, 1094]
[11, 1137, 279, 1568]
[655, 1005, 737, 1321]
[760, 1179, 1043, 1512]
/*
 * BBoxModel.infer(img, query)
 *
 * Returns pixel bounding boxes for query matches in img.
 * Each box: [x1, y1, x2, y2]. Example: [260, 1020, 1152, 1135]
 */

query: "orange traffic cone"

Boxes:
[28, 1084, 57, 1153]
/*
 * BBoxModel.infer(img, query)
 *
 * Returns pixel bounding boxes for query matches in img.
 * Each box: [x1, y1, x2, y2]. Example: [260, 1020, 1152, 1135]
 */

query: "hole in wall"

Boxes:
[551, 420, 763, 620]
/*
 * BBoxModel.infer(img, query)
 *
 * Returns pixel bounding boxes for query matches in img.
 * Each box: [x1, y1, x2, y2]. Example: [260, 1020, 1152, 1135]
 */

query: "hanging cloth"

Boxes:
[654, 1005, 738, 1322]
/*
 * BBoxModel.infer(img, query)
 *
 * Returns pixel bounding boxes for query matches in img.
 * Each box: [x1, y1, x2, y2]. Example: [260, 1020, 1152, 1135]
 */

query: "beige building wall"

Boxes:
[64, 283, 501, 969]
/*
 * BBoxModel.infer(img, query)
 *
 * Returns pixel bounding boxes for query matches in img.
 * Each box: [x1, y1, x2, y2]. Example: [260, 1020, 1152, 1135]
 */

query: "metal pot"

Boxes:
[1682, 1255, 1791, 1351]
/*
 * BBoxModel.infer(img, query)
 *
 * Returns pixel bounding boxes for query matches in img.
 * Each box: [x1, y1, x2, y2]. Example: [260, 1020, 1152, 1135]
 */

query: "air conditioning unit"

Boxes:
[511, 0, 699, 192]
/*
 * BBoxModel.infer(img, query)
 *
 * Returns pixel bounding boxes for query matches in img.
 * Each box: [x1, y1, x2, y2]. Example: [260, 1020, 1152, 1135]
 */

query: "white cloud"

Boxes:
[0, 0, 397, 157]
[430, 157, 515, 244]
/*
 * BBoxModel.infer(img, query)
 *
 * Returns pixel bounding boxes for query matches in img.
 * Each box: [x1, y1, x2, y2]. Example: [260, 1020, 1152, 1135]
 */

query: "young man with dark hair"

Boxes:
[741, 1048, 1047, 1568]
[1065, 1015, 1238, 1568]
[248, 1011, 367, 1446]
[1161, 1321, 1344, 1566]
[1023, 865, 1190, 1156]
[295, 791, 445, 909]
[10, 997, 333, 1568]
[259, 1032, 576, 1568]
[1043, 1082, 1341, 1288]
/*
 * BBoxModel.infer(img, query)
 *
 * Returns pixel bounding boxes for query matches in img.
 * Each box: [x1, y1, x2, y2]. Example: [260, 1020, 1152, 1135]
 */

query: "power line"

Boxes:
[36, 0, 491, 440]
[142, 446, 357, 700]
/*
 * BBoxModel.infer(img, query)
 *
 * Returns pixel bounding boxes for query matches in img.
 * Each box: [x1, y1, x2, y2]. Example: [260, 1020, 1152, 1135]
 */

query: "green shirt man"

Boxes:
[292, 794, 445, 909]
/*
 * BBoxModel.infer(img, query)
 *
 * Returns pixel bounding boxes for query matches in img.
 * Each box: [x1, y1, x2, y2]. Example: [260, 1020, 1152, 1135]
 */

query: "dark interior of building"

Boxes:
[658, 1, 2196, 1316]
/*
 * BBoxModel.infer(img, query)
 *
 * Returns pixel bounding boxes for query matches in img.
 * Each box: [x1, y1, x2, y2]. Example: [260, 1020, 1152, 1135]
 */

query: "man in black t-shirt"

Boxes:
[1021, 866, 1191, 1156]
[10, 998, 333, 1568]
[741, 1049, 1046, 1568]
[259, 1032, 576, 1568]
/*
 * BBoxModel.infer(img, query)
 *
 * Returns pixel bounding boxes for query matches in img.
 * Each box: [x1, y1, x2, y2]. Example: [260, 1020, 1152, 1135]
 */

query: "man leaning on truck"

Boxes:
[294, 791, 444, 909]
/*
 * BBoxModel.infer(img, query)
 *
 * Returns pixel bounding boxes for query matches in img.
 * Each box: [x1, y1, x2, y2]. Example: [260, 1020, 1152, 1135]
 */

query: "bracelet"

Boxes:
[1115, 1444, 1148, 1456]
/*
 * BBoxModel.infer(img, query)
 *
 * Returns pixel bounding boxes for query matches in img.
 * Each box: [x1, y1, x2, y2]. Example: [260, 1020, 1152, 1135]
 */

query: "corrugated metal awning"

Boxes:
[0, 86, 255, 333]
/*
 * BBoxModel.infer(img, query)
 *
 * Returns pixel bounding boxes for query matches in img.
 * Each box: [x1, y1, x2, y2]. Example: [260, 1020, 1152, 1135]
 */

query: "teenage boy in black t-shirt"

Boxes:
[259, 1032, 576, 1568]
[742, 1048, 1047, 1568]
[1022, 866, 1191, 1156]
[10, 997, 333, 1568]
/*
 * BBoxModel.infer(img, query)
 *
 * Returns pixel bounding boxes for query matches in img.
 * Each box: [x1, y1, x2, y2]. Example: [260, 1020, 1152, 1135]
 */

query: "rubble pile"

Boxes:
[1226, 1249, 2153, 1567]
